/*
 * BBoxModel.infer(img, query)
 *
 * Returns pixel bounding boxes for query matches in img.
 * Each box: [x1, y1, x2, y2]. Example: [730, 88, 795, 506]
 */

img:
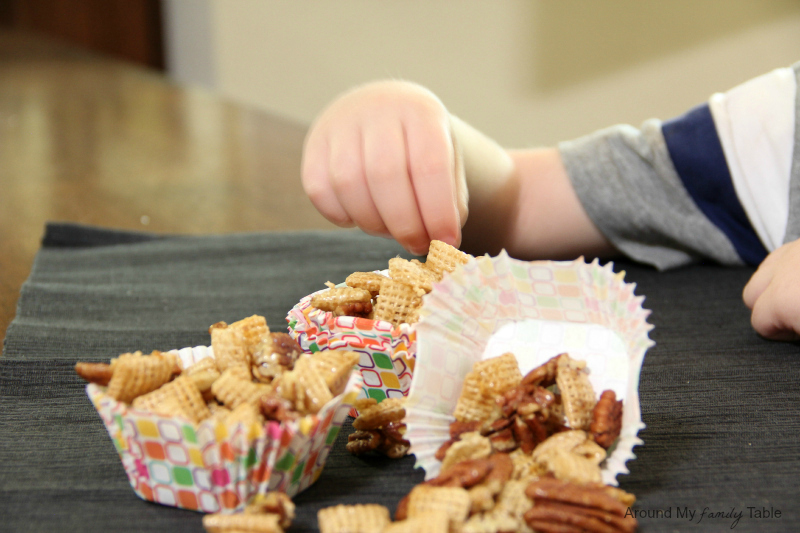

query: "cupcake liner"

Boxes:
[404, 252, 654, 486]
[87, 345, 362, 512]
[287, 272, 416, 404]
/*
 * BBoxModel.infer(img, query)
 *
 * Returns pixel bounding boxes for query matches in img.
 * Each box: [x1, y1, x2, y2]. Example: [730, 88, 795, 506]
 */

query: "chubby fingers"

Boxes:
[302, 122, 354, 228]
[405, 107, 463, 250]
[362, 113, 430, 255]
[742, 244, 783, 309]
[744, 241, 800, 341]
[327, 122, 390, 238]
[749, 282, 800, 341]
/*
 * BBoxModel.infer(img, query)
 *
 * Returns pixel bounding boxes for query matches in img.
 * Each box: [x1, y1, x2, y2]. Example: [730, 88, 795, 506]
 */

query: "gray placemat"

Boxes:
[2, 222, 799, 532]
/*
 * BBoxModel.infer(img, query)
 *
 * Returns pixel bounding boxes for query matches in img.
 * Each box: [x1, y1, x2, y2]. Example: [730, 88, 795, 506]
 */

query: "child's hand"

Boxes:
[301, 80, 467, 256]
[743, 238, 800, 341]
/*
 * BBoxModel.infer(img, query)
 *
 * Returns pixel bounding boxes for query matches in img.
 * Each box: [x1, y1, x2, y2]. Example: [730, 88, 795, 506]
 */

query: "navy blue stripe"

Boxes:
[661, 103, 768, 265]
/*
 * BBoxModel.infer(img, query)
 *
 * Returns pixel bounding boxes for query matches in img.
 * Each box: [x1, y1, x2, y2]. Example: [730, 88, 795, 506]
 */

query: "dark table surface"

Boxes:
[2, 222, 799, 533]
[2, 28, 799, 533]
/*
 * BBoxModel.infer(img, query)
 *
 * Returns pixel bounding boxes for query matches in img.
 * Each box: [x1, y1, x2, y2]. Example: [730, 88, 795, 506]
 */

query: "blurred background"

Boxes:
[2, 0, 799, 147]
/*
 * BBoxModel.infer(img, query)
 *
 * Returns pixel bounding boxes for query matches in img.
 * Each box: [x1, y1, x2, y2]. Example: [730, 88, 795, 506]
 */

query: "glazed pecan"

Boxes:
[451, 420, 482, 438]
[488, 427, 517, 453]
[75, 362, 114, 386]
[259, 396, 297, 422]
[520, 354, 562, 388]
[333, 301, 373, 318]
[429, 457, 493, 489]
[379, 420, 410, 459]
[525, 478, 637, 533]
[269, 332, 303, 367]
[346, 429, 383, 455]
[590, 390, 623, 449]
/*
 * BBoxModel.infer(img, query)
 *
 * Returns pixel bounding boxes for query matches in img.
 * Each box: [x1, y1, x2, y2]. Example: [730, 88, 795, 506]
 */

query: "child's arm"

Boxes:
[301, 80, 613, 258]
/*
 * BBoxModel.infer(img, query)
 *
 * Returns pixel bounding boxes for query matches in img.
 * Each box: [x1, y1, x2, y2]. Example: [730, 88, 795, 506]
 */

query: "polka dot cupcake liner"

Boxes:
[287, 276, 416, 406]
[404, 253, 655, 486]
[87, 345, 362, 512]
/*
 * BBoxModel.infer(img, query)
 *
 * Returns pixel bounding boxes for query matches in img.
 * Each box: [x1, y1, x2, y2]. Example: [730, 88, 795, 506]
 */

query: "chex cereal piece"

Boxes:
[311, 286, 372, 312]
[453, 372, 498, 423]
[555, 354, 596, 430]
[185, 356, 218, 377]
[373, 278, 422, 326]
[407, 485, 471, 532]
[509, 449, 545, 480]
[466, 483, 497, 515]
[225, 401, 264, 428]
[106, 351, 175, 404]
[453, 353, 522, 423]
[317, 504, 390, 533]
[188, 368, 219, 392]
[202, 511, 283, 533]
[244, 492, 296, 530]
[212, 366, 271, 409]
[462, 512, 520, 533]
[440, 431, 492, 473]
[491, 479, 535, 528]
[230, 315, 271, 354]
[310, 350, 360, 396]
[278, 354, 333, 415]
[384, 511, 450, 533]
[208, 402, 232, 421]
[345, 271, 387, 296]
[185, 357, 221, 392]
[210, 322, 250, 372]
[352, 398, 405, 430]
[532, 430, 604, 485]
[474, 353, 523, 399]
[424, 240, 470, 281]
[132, 375, 211, 424]
[388, 257, 435, 293]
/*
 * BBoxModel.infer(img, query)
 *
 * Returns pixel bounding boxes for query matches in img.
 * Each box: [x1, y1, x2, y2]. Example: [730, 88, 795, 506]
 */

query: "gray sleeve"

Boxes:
[782, 61, 800, 244]
[558, 119, 743, 270]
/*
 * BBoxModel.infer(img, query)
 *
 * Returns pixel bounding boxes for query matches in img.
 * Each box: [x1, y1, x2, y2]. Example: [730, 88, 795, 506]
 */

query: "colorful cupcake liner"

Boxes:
[287, 285, 416, 405]
[404, 253, 654, 486]
[87, 345, 362, 512]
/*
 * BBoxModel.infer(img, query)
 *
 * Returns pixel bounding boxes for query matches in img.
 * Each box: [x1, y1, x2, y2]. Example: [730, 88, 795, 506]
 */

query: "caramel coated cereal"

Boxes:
[106, 351, 175, 404]
[317, 504, 390, 533]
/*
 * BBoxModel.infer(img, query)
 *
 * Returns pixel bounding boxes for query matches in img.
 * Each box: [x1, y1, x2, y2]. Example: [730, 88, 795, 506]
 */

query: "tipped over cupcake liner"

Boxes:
[404, 253, 654, 486]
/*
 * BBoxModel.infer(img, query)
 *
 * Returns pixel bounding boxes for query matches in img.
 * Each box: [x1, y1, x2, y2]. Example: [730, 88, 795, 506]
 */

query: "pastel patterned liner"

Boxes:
[287, 278, 415, 404]
[87, 345, 362, 513]
[404, 252, 654, 486]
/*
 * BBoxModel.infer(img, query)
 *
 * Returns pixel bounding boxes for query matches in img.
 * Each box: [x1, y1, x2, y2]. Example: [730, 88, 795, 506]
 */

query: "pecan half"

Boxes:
[75, 362, 113, 386]
[590, 390, 623, 449]
[346, 429, 383, 455]
[525, 478, 637, 533]
[333, 301, 373, 318]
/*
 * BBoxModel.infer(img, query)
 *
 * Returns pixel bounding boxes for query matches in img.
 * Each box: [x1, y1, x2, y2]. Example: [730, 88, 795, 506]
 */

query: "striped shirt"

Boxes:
[559, 62, 800, 270]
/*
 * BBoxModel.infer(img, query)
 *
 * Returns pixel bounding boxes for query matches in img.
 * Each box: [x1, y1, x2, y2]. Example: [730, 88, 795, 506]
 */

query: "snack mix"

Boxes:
[346, 397, 410, 459]
[323, 352, 637, 533]
[76, 315, 364, 533]
[308, 240, 472, 326]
